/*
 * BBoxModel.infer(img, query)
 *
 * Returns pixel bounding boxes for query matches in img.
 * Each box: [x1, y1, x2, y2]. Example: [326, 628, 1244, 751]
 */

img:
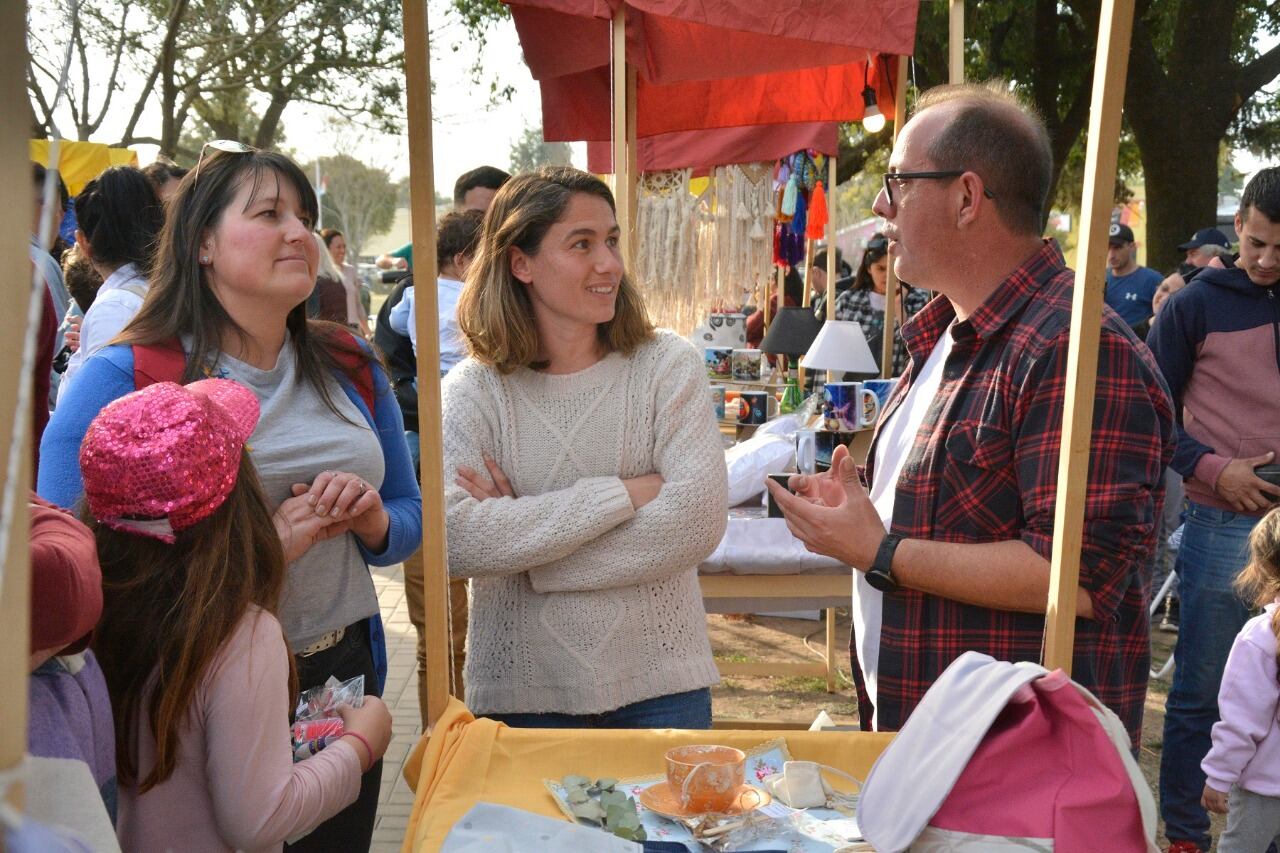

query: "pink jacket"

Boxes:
[117, 608, 363, 852]
[1203, 603, 1280, 797]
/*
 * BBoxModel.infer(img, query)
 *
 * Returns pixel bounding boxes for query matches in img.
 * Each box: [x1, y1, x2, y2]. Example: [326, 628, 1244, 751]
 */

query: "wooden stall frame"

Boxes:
[949, 0, 965, 84]
[405, 0, 1132, 729]
[400, 0, 452, 728]
[1, 0, 32, 815]
[1043, 0, 1136, 671]
[880, 54, 909, 379]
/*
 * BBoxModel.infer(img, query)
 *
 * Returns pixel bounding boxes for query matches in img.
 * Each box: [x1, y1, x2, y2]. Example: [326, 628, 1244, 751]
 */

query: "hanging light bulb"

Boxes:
[862, 86, 886, 134]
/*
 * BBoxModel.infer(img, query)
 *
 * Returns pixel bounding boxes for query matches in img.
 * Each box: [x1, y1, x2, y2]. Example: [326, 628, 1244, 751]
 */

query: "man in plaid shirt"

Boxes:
[769, 83, 1174, 748]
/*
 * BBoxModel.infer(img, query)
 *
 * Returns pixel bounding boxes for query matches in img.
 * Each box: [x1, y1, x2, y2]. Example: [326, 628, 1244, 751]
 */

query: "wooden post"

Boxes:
[1043, 0, 1136, 673]
[401, 0, 451, 727]
[801, 240, 814, 308]
[765, 266, 780, 330]
[949, 0, 965, 84]
[0, 0, 30, 813]
[626, 67, 638, 268]
[611, 9, 632, 264]
[881, 55, 909, 378]
[825, 157, 838, 322]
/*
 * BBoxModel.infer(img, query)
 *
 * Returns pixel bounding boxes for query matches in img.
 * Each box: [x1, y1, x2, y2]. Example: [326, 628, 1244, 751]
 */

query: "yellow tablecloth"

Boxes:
[400, 698, 895, 852]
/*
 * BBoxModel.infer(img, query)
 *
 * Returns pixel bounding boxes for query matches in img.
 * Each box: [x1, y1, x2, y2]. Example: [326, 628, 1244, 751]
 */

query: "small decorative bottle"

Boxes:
[779, 360, 803, 414]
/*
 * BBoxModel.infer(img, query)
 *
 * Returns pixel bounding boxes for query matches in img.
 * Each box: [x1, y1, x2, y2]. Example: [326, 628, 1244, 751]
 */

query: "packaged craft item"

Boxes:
[290, 674, 365, 762]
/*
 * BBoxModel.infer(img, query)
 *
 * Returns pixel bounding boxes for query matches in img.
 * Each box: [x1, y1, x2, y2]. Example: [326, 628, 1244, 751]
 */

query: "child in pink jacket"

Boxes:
[1202, 506, 1280, 852]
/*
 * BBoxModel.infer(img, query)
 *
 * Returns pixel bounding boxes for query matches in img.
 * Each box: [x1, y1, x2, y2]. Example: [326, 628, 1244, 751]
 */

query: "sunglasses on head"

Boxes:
[192, 139, 257, 187]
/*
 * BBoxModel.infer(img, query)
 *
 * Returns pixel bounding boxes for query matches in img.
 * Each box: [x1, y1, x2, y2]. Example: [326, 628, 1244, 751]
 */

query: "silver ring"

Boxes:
[357, 481, 368, 494]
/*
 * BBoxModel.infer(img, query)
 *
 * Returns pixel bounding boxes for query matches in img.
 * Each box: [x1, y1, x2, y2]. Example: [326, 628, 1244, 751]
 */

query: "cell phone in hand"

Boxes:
[767, 472, 796, 518]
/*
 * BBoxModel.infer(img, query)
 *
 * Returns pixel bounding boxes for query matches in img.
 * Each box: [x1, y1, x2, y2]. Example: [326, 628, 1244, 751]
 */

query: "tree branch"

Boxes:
[1237, 40, 1280, 104]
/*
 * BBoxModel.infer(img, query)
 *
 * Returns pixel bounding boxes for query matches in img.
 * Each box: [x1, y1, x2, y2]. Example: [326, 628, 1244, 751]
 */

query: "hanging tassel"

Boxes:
[806, 181, 828, 241]
[773, 221, 784, 266]
[749, 219, 766, 241]
[781, 174, 798, 218]
[792, 189, 807, 241]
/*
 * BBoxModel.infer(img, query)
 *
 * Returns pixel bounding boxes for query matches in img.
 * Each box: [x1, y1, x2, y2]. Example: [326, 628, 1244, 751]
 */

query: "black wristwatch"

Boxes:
[865, 533, 904, 592]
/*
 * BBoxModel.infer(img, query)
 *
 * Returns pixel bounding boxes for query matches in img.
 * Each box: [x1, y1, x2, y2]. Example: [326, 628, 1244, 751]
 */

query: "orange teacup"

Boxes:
[664, 745, 746, 813]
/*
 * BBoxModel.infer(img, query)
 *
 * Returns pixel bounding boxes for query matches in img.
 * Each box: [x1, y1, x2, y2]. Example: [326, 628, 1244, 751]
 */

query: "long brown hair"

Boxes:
[456, 167, 654, 373]
[88, 454, 296, 791]
[117, 149, 370, 418]
[1237, 507, 1280, 672]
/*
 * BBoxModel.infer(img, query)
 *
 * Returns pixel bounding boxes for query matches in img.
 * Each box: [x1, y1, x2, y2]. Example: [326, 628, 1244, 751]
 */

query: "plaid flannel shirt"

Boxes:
[833, 285, 931, 376]
[857, 240, 1174, 747]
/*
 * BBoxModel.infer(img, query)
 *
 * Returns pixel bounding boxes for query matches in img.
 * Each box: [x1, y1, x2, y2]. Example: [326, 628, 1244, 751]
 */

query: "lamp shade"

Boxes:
[759, 306, 823, 358]
[799, 319, 879, 374]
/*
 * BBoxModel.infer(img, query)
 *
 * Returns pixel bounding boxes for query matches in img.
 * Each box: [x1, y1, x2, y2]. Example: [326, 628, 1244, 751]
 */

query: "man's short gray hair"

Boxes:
[913, 81, 1053, 236]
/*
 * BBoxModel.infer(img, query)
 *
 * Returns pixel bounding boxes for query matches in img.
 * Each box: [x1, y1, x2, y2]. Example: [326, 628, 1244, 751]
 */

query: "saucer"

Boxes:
[638, 782, 772, 820]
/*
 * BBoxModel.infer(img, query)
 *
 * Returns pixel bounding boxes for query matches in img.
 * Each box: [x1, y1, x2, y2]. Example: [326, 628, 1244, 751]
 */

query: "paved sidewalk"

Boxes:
[370, 562, 421, 853]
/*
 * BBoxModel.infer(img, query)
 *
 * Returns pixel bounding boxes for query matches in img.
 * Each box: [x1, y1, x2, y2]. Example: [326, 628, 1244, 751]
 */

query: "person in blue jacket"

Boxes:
[38, 145, 421, 853]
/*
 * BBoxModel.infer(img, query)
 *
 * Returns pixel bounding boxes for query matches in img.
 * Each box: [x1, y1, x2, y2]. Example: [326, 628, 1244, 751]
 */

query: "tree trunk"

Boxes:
[1138, 127, 1222, 275]
[1122, 3, 1239, 273]
[254, 87, 291, 150]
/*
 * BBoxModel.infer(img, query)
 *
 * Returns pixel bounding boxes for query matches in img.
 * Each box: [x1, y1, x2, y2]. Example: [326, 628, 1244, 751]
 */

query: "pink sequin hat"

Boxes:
[80, 379, 260, 543]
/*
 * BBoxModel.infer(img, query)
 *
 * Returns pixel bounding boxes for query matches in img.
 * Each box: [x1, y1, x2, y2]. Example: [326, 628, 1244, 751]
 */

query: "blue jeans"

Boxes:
[1159, 501, 1257, 848]
[486, 687, 713, 729]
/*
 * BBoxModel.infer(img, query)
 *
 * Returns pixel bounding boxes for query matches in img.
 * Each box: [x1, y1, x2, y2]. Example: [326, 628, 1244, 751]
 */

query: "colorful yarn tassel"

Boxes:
[806, 181, 828, 240]
[781, 174, 798, 218]
[791, 190, 808, 242]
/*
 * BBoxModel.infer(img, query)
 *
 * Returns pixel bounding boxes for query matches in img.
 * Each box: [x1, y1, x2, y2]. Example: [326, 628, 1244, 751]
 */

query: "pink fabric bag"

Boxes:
[856, 652, 1157, 852]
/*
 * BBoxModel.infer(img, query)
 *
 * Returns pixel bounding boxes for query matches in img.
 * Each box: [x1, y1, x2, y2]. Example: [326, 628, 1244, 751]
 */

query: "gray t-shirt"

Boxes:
[213, 338, 385, 647]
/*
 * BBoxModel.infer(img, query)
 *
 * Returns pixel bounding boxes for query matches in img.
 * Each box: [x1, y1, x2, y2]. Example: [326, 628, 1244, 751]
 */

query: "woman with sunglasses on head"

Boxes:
[38, 143, 421, 852]
[443, 167, 728, 729]
[833, 233, 931, 379]
[58, 165, 164, 403]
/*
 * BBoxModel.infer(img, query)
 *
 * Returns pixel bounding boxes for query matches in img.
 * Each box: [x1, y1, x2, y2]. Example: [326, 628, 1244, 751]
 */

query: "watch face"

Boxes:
[864, 567, 897, 593]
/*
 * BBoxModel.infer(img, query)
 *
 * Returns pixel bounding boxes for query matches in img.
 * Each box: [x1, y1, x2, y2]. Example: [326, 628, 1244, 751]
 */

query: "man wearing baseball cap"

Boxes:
[1177, 227, 1232, 268]
[1105, 222, 1163, 336]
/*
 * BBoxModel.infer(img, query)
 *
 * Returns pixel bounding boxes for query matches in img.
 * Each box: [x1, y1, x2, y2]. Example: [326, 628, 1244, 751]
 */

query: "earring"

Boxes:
[200, 255, 210, 264]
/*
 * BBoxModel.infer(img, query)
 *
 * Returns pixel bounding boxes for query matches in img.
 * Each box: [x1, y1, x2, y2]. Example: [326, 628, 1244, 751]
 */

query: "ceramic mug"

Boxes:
[705, 347, 733, 379]
[795, 428, 818, 475]
[815, 430, 856, 473]
[823, 381, 880, 431]
[710, 385, 727, 420]
[731, 348, 763, 382]
[665, 745, 746, 813]
[862, 378, 899, 409]
[738, 390, 771, 425]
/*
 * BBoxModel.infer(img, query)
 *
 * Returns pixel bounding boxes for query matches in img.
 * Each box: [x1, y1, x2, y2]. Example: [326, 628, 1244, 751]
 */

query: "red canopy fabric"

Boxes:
[506, 0, 914, 159]
[585, 122, 839, 174]
[509, 0, 918, 83]
[540, 58, 895, 143]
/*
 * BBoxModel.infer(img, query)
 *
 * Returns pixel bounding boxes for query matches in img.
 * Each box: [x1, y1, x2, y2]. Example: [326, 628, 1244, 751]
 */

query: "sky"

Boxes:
[32, 0, 577, 187]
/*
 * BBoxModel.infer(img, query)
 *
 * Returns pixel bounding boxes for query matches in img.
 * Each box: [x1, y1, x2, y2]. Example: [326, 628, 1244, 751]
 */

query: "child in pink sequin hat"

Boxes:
[79, 378, 392, 851]
[80, 379, 259, 542]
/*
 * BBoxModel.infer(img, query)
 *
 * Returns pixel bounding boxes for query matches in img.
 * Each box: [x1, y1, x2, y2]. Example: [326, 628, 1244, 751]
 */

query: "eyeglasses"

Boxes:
[192, 139, 256, 186]
[881, 170, 996, 208]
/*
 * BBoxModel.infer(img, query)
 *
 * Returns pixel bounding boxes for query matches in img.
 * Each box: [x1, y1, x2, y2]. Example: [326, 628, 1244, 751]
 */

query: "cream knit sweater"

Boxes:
[442, 330, 728, 715]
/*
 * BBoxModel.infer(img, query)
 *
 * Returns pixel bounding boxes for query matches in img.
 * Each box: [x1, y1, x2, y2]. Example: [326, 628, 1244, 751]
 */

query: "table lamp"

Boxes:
[799, 319, 879, 375]
[759, 307, 823, 359]
[760, 307, 823, 412]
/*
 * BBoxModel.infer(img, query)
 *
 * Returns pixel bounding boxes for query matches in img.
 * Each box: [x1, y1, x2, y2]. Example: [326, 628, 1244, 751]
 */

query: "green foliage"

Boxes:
[301, 154, 397, 259]
[508, 123, 573, 174]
